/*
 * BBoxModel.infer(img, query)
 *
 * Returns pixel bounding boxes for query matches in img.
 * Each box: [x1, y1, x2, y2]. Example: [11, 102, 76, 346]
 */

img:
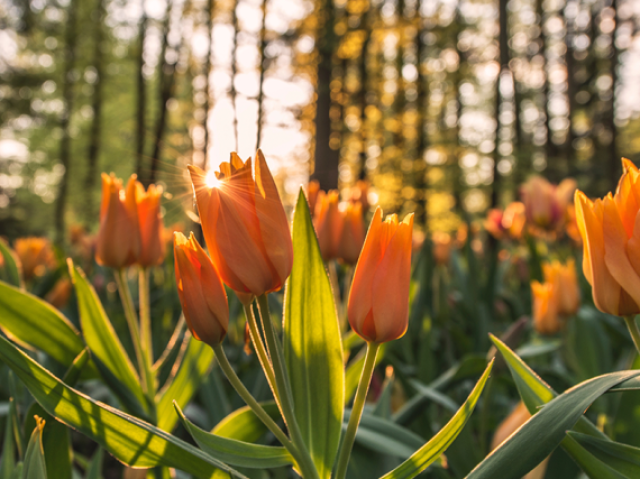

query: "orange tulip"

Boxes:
[531, 259, 580, 334]
[521, 176, 576, 230]
[347, 180, 370, 214]
[307, 180, 320, 215]
[13, 237, 56, 280]
[313, 190, 343, 262]
[432, 232, 452, 266]
[486, 202, 527, 240]
[338, 201, 365, 265]
[575, 159, 640, 316]
[348, 208, 413, 343]
[174, 232, 228, 346]
[189, 150, 293, 299]
[45, 278, 72, 309]
[136, 183, 166, 267]
[96, 173, 140, 269]
[491, 402, 549, 479]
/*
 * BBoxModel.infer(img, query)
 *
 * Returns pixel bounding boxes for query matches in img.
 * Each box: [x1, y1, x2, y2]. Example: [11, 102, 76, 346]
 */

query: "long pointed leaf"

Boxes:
[21, 417, 47, 479]
[283, 190, 344, 479]
[0, 334, 246, 479]
[175, 403, 294, 469]
[380, 360, 493, 479]
[0, 239, 22, 288]
[567, 432, 640, 478]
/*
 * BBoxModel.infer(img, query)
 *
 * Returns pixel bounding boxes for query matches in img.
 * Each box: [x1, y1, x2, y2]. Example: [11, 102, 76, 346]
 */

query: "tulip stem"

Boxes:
[139, 268, 154, 382]
[243, 303, 279, 402]
[114, 269, 155, 406]
[334, 341, 380, 479]
[257, 294, 320, 479]
[624, 315, 640, 357]
[212, 343, 312, 476]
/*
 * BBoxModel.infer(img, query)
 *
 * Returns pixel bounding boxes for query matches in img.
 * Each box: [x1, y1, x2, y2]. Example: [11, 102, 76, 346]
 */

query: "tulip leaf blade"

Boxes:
[175, 403, 295, 469]
[156, 333, 214, 432]
[0, 239, 22, 288]
[379, 361, 493, 479]
[70, 265, 149, 415]
[566, 431, 640, 477]
[213, 402, 280, 442]
[0, 280, 90, 371]
[22, 417, 47, 479]
[0, 332, 246, 479]
[283, 190, 345, 479]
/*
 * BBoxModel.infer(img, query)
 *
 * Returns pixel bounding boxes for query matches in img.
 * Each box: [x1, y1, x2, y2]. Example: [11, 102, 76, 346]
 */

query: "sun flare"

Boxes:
[205, 169, 221, 189]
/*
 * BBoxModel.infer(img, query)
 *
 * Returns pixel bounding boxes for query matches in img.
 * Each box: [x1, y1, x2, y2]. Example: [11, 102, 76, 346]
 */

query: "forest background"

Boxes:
[1, 0, 639, 242]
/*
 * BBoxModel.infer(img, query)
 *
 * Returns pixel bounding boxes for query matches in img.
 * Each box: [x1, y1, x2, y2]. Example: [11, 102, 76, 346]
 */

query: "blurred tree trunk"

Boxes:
[147, 0, 180, 187]
[202, 0, 214, 169]
[230, 0, 240, 151]
[394, 0, 406, 177]
[491, 0, 508, 208]
[537, 0, 556, 165]
[563, 7, 576, 179]
[415, 1, 428, 228]
[311, 0, 340, 190]
[84, 0, 105, 225]
[135, 0, 147, 178]
[54, 0, 78, 246]
[606, 0, 620, 186]
[357, 4, 371, 181]
[256, 0, 268, 150]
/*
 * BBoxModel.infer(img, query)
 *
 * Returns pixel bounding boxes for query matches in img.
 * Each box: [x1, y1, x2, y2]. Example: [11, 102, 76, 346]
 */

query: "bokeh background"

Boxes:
[1, 0, 639, 241]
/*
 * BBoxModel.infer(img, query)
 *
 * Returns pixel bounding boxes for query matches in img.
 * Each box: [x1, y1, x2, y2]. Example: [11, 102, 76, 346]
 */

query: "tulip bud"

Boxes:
[338, 201, 365, 265]
[432, 232, 452, 266]
[96, 174, 140, 269]
[174, 232, 228, 346]
[189, 150, 293, 299]
[531, 281, 560, 335]
[306, 180, 320, 215]
[575, 159, 640, 316]
[313, 190, 342, 262]
[136, 182, 166, 267]
[13, 237, 56, 280]
[348, 208, 413, 343]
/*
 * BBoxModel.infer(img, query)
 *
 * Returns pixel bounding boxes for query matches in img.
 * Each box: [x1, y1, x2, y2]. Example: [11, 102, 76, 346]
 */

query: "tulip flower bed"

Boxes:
[2, 153, 640, 479]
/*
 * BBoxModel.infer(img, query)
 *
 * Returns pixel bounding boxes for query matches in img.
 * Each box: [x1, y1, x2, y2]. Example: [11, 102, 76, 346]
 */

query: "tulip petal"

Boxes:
[370, 214, 413, 342]
[575, 192, 622, 315]
[254, 150, 294, 288]
[602, 195, 640, 311]
[348, 208, 383, 335]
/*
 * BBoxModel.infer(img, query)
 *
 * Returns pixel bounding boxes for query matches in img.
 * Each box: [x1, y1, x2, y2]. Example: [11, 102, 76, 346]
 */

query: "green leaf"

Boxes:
[175, 403, 294, 469]
[212, 402, 280, 442]
[489, 334, 609, 439]
[345, 412, 424, 459]
[0, 281, 88, 371]
[561, 434, 628, 479]
[567, 432, 640, 478]
[70, 265, 148, 414]
[0, 399, 16, 478]
[379, 361, 493, 479]
[21, 418, 47, 479]
[84, 448, 103, 479]
[23, 405, 72, 479]
[407, 379, 459, 413]
[0, 239, 22, 288]
[156, 334, 214, 432]
[467, 370, 640, 479]
[283, 190, 344, 479]
[0, 333, 245, 479]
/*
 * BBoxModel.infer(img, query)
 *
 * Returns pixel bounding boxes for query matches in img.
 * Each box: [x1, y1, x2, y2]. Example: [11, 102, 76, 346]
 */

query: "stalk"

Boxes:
[334, 341, 380, 479]
[243, 302, 278, 398]
[624, 315, 640, 357]
[139, 268, 153, 373]
[257, 294, 320, 479]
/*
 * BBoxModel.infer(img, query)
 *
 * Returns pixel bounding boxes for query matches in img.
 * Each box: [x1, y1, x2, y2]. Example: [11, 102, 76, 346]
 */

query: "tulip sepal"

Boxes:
[623, 315, 640, 356]
[334, 341, 380, 479]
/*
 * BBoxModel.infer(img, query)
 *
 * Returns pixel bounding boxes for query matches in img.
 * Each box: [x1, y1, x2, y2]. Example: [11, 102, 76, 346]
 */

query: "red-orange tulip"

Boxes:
[174, 232, 228, 346]
[485, 202, 526, 240]
[189, 150, 293, 299]
[348, 208, 413, 343]
[96, 174, 140, 269]
[313, 190, 342, 262]
[136, 183, 166, 267]
[521, 176, 576, 230]
[575, 159, 640, 316]
[338, 201, 365, 265]
[307, 180, 320, 215]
